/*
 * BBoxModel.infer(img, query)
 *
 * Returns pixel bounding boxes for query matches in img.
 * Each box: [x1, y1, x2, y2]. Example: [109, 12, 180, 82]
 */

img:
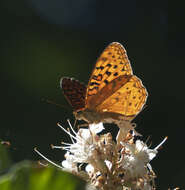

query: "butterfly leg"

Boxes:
[77, 123, 89, 129]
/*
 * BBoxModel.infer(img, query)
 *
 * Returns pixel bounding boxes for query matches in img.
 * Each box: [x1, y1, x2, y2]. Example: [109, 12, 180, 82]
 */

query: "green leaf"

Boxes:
[0, 161, 86, 190]
[0, 141, 11, 173]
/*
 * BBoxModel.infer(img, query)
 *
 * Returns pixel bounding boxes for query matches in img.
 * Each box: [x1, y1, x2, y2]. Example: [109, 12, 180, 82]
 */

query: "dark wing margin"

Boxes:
[60, 77, 86, 111]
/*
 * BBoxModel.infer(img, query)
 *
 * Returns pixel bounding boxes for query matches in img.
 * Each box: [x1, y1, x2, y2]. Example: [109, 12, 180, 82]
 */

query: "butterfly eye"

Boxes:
[73, 110, 82, 118]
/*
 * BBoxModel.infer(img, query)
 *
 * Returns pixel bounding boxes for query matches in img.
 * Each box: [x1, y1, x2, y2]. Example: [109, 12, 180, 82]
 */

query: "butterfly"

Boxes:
[60, 42, 147, 128]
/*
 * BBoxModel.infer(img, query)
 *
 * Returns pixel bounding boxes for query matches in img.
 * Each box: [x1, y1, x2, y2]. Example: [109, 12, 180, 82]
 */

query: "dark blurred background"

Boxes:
[0, 0, 184, 189]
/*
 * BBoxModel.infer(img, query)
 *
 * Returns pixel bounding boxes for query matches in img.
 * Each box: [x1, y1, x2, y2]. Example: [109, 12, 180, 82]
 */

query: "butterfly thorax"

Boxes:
[74, 108, 131, 124]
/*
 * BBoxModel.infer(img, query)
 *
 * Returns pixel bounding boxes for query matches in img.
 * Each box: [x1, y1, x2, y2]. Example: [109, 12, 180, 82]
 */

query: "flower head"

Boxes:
[50, 120, 168, 190]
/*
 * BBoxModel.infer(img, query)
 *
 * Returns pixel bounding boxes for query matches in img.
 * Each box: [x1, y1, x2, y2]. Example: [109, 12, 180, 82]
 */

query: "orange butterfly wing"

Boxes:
[86, 42, 133, 106]
[95, 75, 147, 120]
[85, 42, 147, 119]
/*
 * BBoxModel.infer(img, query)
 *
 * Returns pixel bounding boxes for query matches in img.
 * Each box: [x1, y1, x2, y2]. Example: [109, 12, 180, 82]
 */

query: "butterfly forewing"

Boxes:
[60, 77, 86, 111]
[85, 42, 133, 108]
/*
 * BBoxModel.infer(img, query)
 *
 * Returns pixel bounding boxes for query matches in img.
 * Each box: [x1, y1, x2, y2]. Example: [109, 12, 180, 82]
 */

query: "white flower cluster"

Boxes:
[51, 120, 168, 190]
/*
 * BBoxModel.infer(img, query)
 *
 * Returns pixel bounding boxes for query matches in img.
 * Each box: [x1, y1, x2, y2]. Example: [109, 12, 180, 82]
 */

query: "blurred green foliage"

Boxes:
[0, 144, 85, 190]
[0, 143, 11, 173]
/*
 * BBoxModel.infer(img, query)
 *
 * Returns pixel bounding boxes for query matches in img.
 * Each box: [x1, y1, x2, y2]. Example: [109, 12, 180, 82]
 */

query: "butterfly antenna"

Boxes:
[41, 98, 71, 111]
[74, 118, 77, 128]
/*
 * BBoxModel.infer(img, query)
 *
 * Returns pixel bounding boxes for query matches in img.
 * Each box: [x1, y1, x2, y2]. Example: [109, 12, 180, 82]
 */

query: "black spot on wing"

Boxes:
[105, 71, 111, 76]
[106, 63, 112, 68]
[92, 74, 103, 81]
[89, 82, 100, 86]
[113, 72, 118, 76]
[104, 79, 109, 84]
[96, 66, 104, 70]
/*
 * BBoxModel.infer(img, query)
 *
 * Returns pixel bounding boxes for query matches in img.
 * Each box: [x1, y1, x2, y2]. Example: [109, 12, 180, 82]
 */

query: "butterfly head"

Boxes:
[73, 110, 84, 121]
[73, 109, 102, 124]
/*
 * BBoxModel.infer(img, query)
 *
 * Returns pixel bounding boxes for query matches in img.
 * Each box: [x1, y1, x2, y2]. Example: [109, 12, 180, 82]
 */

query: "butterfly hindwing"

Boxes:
[95, 75, 148, 119]
[60, 77, 86, 111]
